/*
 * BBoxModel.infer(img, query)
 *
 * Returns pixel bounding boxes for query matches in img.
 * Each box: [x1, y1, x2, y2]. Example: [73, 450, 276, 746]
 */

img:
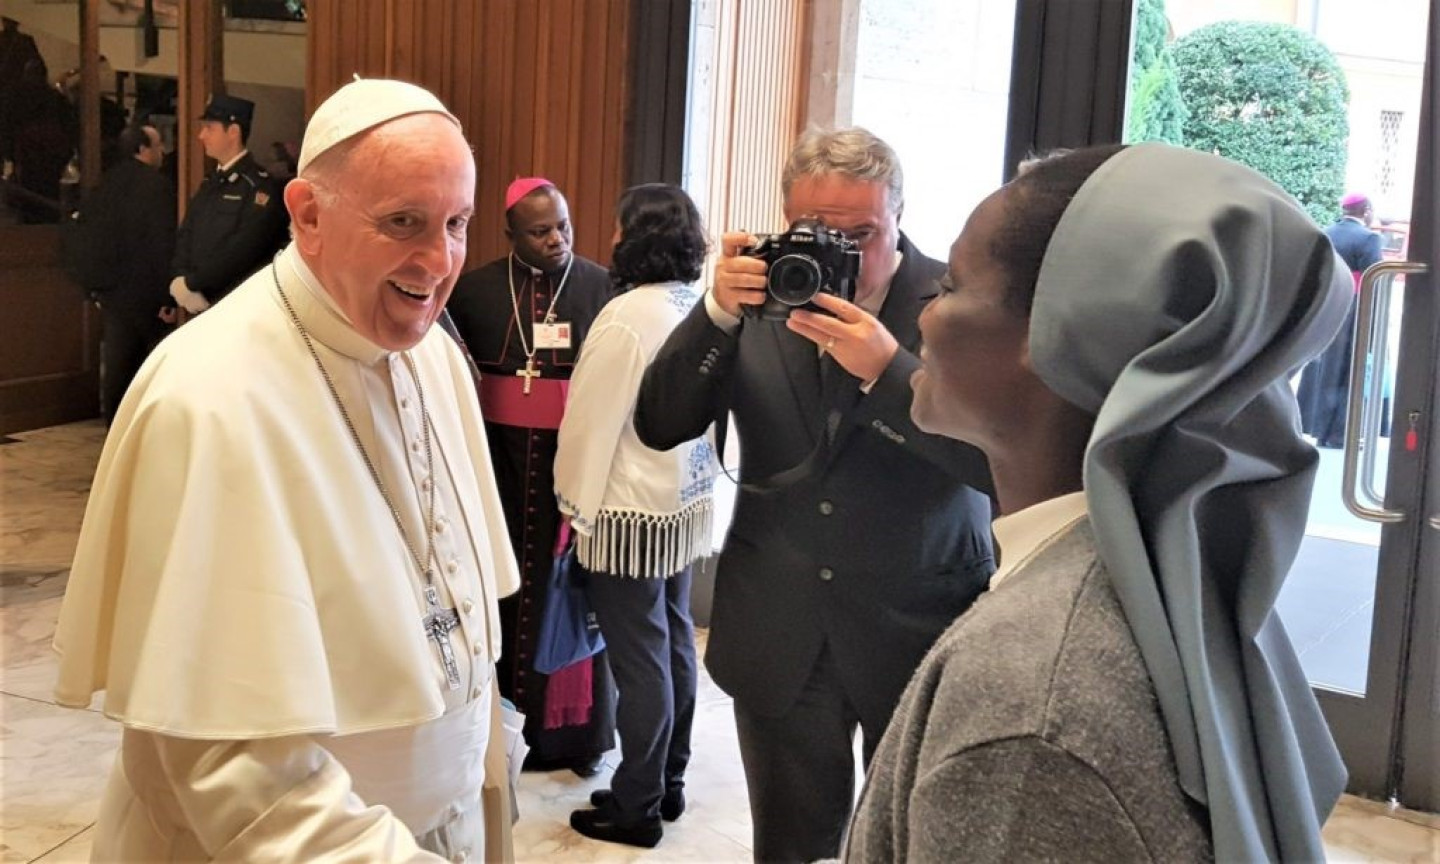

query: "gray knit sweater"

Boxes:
[842, 519, 1213, 862]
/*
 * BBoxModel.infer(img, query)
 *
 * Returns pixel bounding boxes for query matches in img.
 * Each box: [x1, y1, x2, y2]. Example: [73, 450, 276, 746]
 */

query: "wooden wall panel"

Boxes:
[78, 0, 101, 192]
[308, 0, 634, 268]
[176, 0, 224, 212]
[0, 227, 101, 435]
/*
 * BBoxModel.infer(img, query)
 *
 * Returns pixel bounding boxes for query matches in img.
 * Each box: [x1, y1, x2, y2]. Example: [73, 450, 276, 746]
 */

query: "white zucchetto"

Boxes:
[297, 77, 460, 175]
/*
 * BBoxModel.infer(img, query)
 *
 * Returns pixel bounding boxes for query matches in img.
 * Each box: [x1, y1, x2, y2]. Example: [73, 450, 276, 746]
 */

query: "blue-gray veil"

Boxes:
[1029, 143, 1350, 861]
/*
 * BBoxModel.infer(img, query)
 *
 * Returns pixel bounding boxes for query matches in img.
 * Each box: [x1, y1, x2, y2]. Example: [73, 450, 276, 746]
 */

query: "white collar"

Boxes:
[279, 244, 390, 365]
[989, 491, 1088, 590]
[217, 150, 250, 173]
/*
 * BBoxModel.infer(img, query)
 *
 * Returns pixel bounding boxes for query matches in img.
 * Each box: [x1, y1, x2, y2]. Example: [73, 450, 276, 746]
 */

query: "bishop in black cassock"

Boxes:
[446, 178, 617, 773]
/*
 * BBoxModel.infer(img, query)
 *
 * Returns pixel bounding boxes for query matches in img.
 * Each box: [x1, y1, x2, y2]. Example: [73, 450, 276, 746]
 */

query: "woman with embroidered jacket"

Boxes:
[554, 183, 718, 849]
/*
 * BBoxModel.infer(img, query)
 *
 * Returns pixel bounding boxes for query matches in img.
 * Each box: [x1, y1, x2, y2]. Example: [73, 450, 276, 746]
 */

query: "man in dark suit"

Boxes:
[169, 94, 289, 314]
[634, 127, 994, 862]
[1299, 192, 1383, 447]
[82, 123, 176, 422]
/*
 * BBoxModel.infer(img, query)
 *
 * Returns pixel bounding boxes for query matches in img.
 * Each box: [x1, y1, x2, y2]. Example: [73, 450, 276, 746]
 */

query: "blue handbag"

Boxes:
[533, 546, 606, 674]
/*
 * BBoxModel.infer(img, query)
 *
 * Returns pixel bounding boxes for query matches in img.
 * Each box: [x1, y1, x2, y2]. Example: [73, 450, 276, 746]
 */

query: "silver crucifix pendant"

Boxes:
[422, 585, 463, 691]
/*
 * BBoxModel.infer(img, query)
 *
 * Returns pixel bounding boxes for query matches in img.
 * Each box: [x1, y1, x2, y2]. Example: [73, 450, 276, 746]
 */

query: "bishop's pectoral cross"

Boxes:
[516, 357, 540, 395]
[422, 584, 463, 691]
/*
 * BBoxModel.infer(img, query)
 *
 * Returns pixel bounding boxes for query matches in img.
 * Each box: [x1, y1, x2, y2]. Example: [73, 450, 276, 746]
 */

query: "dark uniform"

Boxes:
[1298, 216, 1383, 446]
[446, 252, 618, 770]
[173, 151, 289, 305]
[83, 157, 176, 420]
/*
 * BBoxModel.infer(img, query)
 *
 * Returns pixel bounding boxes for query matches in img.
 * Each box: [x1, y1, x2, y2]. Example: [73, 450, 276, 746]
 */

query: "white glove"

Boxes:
[170, 276, 211, 314]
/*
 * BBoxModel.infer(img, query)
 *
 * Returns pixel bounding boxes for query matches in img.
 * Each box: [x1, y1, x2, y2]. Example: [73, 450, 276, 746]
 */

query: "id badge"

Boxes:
[534, 321, 572, 350]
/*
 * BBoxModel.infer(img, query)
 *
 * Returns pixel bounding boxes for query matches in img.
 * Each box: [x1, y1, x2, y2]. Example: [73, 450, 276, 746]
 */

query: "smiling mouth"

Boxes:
[390, 280, 434, 301]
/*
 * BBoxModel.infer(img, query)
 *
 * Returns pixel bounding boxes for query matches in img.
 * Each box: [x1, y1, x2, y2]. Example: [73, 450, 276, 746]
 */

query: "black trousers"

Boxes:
[733, 644, 885, 863]
[583, 563, 698, 823]
[100, 308, 167, 423]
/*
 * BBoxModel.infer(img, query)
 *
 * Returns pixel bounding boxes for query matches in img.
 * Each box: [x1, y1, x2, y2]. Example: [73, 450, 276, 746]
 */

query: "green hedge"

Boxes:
[1172, 21, 1349, 224]
[1126, 0, 1187, 145]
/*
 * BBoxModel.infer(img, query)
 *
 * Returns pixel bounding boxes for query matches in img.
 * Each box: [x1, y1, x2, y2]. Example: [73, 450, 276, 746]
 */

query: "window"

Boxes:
[1378, 109, 1403, 198]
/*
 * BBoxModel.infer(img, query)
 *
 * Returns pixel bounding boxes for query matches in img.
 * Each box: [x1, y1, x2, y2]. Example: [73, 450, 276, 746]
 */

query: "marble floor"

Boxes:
[2, 420, 1437, 863]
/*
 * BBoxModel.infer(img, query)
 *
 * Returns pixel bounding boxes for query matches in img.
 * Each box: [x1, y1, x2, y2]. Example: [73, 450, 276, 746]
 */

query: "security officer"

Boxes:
[170, 93, 289, 313]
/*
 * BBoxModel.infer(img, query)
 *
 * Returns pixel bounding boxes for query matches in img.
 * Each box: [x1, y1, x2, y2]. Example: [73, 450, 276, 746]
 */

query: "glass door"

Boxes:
[849, 0, 1018, 258]
[1124, 0, 1439, 810]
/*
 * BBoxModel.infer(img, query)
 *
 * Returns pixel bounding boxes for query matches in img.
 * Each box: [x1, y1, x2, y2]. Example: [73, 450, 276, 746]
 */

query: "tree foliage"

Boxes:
[1131, 0, 1169, 76]
[1126, 0, 1188, 145]
[1172, 21, 1350, 224]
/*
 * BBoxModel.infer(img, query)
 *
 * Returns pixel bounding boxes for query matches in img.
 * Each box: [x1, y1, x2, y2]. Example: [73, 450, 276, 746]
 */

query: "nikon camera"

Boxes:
[743, 218, 861, 320]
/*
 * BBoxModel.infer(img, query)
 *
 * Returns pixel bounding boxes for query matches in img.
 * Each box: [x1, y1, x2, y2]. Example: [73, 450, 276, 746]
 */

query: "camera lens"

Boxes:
[767, 254, 823, 306]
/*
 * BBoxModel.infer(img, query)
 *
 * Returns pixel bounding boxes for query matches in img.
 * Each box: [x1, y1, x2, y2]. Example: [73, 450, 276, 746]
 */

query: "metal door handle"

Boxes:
[1359, 279, 1393, 504]
[1342, 260, 1425, 523]
[1430, 515, 1440, 530]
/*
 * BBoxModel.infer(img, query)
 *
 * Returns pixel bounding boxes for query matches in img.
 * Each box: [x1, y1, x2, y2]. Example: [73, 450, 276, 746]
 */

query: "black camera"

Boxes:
[743, 218, 861, 320]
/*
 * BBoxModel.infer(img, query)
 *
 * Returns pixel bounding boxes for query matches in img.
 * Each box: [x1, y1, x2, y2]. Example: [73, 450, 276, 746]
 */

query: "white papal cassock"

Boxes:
[53, 243, 521, 862]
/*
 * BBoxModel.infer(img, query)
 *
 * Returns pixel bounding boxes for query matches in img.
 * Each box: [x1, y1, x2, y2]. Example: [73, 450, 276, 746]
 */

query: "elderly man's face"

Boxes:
[784, 174, 900, 305]
[138, 126, 164, 168]
[297, 114, 475, 351]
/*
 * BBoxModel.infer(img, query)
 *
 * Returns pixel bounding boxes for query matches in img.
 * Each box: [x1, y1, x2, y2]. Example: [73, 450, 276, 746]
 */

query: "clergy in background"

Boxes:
[1297, 191, 1384, 448]
[53, 78, 520, 862]
[446, 178, 617, 776]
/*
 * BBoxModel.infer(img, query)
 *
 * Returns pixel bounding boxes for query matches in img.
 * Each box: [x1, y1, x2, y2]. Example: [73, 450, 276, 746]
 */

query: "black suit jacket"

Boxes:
[1324, 217, 1382, 274]
[84, 158, 176, 326]
[635, 233, 994, 732]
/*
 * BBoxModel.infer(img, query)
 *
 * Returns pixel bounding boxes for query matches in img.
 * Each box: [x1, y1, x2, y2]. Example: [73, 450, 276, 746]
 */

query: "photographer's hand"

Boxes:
[789, 293, 899, 386]
[712, 231, 769, 318]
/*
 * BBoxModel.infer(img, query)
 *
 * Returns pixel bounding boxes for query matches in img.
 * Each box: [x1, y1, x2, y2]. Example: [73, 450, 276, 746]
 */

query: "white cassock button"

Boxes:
[471, 687, 482, 701]
[472, 641, 482, 656]
[452, 850, 468, 863]
[446, 560, 458, 574]
[436, 519, 447, 534]
[411, 440, 421, 453]
[421, 478, 433, 492]
[462, 598, 475, 615]
[400, 397, 410, 409]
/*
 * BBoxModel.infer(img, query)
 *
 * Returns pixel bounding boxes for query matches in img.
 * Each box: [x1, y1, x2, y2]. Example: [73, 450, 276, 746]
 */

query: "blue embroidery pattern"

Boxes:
[680, 439, 716, 504]
[666, 284, 700, 315]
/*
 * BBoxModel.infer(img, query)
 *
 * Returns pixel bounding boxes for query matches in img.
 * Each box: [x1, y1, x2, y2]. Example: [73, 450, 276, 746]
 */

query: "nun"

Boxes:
[842, 143, 1349, 862]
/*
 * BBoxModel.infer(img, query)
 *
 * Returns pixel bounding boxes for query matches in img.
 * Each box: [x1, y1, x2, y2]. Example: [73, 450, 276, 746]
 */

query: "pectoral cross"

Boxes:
[422, 585, 463, 691]
[516, 357, 540, 395]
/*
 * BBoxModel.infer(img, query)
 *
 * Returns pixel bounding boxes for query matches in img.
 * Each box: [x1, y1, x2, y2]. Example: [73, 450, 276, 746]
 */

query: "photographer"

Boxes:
[634, 127, 994, 862]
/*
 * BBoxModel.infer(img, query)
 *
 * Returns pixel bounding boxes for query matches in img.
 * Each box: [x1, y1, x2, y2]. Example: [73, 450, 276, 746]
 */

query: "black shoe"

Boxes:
[590, 787, 686, 822]
[521, 753, 604, 776]
[570, 805, 663, 848]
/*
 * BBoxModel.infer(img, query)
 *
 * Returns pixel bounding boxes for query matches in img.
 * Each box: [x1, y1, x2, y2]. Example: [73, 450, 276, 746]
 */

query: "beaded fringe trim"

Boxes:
[575, 499, 714, 579]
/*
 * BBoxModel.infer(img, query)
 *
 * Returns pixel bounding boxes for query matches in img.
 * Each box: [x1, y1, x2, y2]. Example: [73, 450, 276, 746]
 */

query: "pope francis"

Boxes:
[52, 79, 521, 862]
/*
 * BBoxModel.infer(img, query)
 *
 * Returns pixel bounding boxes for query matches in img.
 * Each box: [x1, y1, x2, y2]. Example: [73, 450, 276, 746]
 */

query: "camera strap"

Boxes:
[731, 408, 841, 497]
